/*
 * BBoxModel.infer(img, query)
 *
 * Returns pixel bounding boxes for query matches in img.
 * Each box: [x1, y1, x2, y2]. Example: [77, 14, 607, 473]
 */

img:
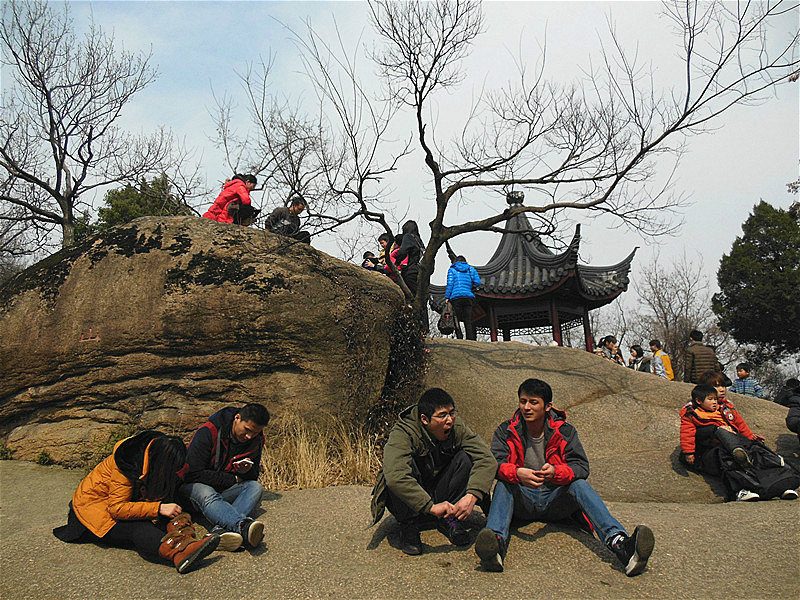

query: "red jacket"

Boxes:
[490, 408, 590, 486]
[679, 398, 755, 455]
[203, 179, 252, 224]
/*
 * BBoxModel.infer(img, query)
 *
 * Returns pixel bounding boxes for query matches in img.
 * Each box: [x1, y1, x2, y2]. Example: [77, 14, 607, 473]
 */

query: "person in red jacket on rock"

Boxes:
[203, 174, 257, 224]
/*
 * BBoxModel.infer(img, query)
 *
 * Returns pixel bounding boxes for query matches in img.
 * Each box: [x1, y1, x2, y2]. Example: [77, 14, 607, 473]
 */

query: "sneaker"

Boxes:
[609, 525, 654, 577]
[240, 518, 265, 548]
[781, 489, 798, 500]
[475, 528, 506, 572]
[210, 526, 243, 552]
[436, 516, 471, 546]
[732, 447, 752, 468]
[399, 523, 423, 556]
[735, 489, 760, 502]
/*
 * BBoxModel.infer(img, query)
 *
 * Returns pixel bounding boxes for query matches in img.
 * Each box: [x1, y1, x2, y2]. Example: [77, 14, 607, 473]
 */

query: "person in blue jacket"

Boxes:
[445, 255, 482, 340]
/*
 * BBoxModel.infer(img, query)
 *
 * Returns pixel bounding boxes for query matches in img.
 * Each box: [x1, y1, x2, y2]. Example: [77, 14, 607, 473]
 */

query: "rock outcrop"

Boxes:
[423, 338, 798, 503]
[0, 217, 404, 464]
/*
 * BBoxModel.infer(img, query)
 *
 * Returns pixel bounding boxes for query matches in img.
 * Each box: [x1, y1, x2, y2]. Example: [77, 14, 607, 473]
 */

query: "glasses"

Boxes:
[431, 409, 457, 420]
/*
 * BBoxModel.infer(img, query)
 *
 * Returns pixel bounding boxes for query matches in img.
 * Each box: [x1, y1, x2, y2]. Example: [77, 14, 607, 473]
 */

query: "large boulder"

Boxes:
[424, 338, 798, 503]
[0, 216, 404, 464]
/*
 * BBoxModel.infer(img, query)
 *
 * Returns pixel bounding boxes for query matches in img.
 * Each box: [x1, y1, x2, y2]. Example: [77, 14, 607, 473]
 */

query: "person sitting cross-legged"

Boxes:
[475, 378, 655, 576]
[180, 403, 269, 552]
[371, 388, 496, 555]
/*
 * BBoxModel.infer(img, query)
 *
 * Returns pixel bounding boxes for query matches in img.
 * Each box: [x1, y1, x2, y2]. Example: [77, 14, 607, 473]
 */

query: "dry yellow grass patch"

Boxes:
[259, 412, 382, 490]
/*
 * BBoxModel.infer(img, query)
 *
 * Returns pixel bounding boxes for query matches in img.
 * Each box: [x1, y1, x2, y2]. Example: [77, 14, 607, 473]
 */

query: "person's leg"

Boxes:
[102, 519, 165, 562]
[431, 450, 471, 505]
[383, 460, 430, 555]
[180, 482, 249, 533]
[561, 479, 626, 545]
[450, 298, 466, 339]
[461, 298, 475, 340]
[219, 480, 264, 520]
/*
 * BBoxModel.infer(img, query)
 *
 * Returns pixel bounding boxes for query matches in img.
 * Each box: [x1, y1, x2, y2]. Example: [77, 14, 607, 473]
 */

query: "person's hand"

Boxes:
[752, 434, 766, 443]
[533, 463, 555, 482]
[428, 501, 455, 518]
[684, 454, 695, 465]
[159, 503, 182, 518]
[517, 467, 545, 488]
[233, 458, 253, 473]
[451, 494, 477, 521]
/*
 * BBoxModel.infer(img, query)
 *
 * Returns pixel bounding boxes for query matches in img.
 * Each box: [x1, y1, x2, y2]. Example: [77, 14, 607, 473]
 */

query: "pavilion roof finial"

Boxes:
[506, 191, 524, 206]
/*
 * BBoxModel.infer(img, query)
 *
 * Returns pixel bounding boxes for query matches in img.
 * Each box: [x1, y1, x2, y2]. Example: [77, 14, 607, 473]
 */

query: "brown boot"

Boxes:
[165, 513, 193, 534]
[158, 529, 220, 574]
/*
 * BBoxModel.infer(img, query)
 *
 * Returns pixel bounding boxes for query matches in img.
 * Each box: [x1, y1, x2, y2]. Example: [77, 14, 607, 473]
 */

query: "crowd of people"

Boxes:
[51, 372, 798, 577]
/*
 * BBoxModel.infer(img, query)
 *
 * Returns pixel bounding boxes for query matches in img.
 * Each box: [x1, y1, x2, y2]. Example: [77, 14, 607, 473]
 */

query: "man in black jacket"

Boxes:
[180, 403, 269, 551]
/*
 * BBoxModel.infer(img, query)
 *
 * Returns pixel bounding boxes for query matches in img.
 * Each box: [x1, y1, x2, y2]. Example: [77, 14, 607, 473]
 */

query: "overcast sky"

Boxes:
[59, 1, 799, 291]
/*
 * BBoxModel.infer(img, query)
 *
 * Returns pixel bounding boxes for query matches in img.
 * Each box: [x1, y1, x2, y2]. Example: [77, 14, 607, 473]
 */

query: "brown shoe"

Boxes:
[158, 530, 220, 574]
[165, 513, 193, 534]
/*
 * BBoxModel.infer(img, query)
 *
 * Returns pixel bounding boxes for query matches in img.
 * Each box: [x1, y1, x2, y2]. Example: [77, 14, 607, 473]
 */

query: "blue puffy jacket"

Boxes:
[445, 261, 481, 299]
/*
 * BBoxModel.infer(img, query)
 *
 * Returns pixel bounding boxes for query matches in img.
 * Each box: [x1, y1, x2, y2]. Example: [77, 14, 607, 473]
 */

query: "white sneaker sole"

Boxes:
[217, 532, 243, 552]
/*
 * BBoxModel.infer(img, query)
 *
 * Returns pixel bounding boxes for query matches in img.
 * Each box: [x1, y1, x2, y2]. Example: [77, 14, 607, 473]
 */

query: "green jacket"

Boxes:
[370, 405, 496, 525]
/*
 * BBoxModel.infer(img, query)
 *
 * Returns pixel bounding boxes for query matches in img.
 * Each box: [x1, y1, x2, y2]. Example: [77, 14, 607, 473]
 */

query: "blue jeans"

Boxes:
[180, 480, 263, 533]
[486, 479, 626, 546]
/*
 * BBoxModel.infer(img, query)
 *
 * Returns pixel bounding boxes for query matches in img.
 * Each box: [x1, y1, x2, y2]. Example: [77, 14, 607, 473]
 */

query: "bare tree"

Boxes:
[0, 0, 199, 250]
[213, 0, 798, 323]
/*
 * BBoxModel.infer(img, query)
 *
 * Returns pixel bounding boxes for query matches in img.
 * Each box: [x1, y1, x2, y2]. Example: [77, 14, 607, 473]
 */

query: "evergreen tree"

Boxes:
[712, 201, 800, 358]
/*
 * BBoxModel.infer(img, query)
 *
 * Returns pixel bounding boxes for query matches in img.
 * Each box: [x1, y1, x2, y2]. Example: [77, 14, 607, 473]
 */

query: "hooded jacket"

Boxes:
[70, 430, 169, 538]
[371, 405, 496, 524]
[679, 397, 755, 456]
[491, 408, 590, 485]
[445, 261, 482, 300]
[203, 179, 252, 224]
[183, 406, 264, 491]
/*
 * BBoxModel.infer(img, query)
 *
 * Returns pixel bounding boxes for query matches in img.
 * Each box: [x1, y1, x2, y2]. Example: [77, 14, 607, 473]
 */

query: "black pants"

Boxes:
[401, 265, 419, 296]
[385, 450, 472, 524]
[450, 297, 475, 340]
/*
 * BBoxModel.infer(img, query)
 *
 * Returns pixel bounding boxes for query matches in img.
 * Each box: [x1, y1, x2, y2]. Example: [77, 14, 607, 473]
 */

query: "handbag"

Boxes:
[437, 301, 456, 335]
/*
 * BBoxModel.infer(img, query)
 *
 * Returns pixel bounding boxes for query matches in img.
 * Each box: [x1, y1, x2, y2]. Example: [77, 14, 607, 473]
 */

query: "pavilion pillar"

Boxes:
[502, 328, 511, 341]
[549, 298, 563, 346]
[583, 305, 594, 353]
[488, 305, 499, 342]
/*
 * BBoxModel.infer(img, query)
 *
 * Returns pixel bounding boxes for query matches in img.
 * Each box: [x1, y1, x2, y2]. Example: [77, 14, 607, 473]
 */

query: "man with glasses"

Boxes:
[371, 388, 496, 555]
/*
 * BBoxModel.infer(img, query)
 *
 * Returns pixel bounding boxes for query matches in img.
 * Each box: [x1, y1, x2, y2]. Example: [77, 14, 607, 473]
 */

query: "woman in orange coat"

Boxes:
[53, 430, 219, 573]
[203, 174, 257, 224]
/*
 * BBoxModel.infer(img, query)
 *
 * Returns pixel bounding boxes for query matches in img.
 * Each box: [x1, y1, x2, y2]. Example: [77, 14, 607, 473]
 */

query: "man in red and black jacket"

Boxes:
[474, 379, 655, 577]
[180, 403, 269, 552]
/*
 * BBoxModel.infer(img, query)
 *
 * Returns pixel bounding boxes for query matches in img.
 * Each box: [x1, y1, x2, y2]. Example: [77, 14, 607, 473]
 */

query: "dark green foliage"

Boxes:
[74, 176, 191, 244]
[35, 451, 54, 465]
[368, 306, 428, 436]
[713, 201, 800, 359]
[0, 443, 13, 460]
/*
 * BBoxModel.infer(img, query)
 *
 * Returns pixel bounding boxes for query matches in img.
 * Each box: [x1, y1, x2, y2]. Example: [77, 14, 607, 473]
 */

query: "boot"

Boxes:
[165, 513, 193, 534]
[158, 529, 219, 574]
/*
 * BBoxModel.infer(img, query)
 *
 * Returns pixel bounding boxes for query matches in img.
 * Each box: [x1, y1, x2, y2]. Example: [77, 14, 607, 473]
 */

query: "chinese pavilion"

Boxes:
[428, 195, 636, 351]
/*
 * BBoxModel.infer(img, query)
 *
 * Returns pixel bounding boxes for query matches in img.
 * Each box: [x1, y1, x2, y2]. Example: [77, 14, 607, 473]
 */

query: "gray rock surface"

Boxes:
[0, 217, 403, 464]
[1, 461, 798, 600]
[423, 338, 799, 503]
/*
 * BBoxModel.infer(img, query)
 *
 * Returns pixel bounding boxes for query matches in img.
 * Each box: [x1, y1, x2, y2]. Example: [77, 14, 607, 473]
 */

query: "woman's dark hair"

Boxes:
[630, 345, 644, 358]
[401, 220, 420, 237]
[140, 436, 186, 502]
[233, 174, 257, 186]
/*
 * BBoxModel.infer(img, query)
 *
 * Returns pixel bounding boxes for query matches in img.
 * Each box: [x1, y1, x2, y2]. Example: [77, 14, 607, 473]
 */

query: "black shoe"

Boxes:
[436, 516, 471, 546]
[239, 518, 265, 548]
[399, 523, 423, 555]
[475, 528, 506, 572]
[567, 510, 594, 536]
[609, 525, 654, 577]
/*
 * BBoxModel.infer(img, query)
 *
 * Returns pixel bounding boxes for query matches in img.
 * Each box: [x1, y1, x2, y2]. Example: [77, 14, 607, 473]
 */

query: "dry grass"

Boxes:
[259, 412, 382, 490]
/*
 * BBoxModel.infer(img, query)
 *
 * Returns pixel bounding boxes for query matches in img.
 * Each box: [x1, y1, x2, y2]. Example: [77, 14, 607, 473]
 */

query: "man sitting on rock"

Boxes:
[371, 388, 496, 555]
[265, 194, 310, 244]
[180, 403, 269, 552]
[474, 378, 655, 576]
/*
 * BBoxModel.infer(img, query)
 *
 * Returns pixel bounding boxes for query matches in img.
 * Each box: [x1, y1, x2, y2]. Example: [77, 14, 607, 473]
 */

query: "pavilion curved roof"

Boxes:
[429, 208, 636, 311]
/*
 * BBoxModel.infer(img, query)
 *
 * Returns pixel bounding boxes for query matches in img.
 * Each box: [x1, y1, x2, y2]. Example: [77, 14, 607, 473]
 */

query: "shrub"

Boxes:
[0, 443, 13, 460]
[35, 451, 54, 466]
[259, 412, 381, 490]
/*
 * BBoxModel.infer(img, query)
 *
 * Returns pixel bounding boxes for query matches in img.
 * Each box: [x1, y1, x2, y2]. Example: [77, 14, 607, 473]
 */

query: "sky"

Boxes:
[17, 1, 800, 292]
